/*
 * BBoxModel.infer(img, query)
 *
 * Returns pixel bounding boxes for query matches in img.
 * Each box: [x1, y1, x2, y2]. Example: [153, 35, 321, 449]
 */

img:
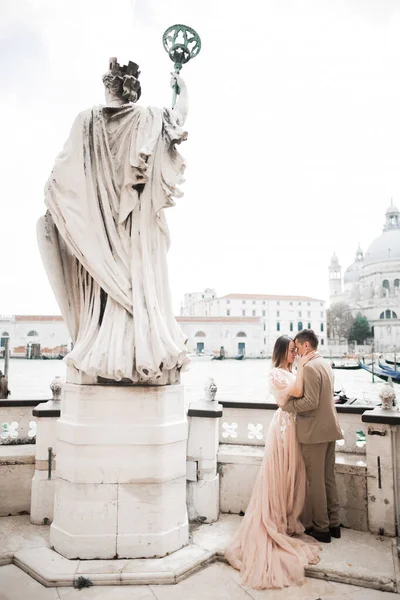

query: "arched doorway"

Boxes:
[0, 332, 9, 359]
[236, 331, 247, 356]
[26, 330, 41, 359]
[194, 331, 206, 355]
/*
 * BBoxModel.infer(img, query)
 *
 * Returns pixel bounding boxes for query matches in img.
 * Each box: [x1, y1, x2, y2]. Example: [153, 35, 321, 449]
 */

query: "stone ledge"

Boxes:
[218, 444, 367, 472]
[0, 445, 35, 465]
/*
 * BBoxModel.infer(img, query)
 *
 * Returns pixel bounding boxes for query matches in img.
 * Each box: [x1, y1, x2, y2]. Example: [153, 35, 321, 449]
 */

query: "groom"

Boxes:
[281, 329, 343, 543]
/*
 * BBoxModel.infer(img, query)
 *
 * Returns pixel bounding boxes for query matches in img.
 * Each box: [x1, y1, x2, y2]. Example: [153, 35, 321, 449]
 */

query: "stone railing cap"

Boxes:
[188, 400, 223, 418]
[362, 406, 400, 425]
[32, 399, 61, 418]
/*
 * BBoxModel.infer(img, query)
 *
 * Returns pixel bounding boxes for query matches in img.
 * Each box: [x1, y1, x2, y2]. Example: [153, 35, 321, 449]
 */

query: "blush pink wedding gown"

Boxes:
[225, 367, 320, 589]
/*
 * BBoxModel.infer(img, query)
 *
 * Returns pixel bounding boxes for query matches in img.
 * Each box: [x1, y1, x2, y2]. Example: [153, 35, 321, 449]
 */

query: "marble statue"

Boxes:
[37, 58, 189, 384]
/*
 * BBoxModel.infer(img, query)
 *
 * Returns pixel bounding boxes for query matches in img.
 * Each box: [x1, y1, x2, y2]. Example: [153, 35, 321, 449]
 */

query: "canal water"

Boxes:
[1, 357, 385, 406]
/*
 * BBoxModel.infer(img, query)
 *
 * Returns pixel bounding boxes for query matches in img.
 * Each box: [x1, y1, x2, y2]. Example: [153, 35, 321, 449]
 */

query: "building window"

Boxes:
[277, 301, 280, 306]
[308, 302, 311, 306]
[236, 331, 247, 337]
[383, 280, 390, 290]
[252, 310, 256, 316]
[252, 300, 256, 305]
[289, 302, 293, 306]
[262, 300, 266, 305]
[242, 300, 246, 304]
[289, 322, 293, 332]
[298, 311, 302, 317]
[226, 310, 230, 316]
[276, 322, 280, 332]
[27, 330, 39, 337]
[380, 310, 397, 319]
[307, 311, 311, 317]
[320, 312, 324, 318]
[395, 279, 400, 288]
[262, 310, 266, 317]
[321, 338, 324, 345]
[202, 295, 204, 299]
[276, 310, 280, 317]
[242, 310, 246, 316]
[194, 331, 206, 337]
[298, 302, 302, 306]
[263, 323, 266, 331]
[226, 299, 230, 304]
[264, 337, 266, 345]
[297, 321, 303, 331]
[308, 322, 311, 329]
[320, 323, 324, 332]
[320, 302, 323, 307]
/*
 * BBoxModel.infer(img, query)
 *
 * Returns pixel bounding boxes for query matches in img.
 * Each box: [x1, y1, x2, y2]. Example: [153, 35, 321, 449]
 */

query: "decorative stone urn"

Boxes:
[379, 382, 396, 410]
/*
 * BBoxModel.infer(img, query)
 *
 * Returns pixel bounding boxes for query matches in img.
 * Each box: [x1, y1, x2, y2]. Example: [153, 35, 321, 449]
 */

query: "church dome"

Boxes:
[364, 204, 400, 265]
[344, 245, 363, 284]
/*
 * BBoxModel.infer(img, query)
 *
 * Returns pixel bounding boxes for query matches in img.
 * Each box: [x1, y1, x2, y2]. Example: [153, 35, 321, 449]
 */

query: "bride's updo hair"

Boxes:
[272, 335, 293, 369]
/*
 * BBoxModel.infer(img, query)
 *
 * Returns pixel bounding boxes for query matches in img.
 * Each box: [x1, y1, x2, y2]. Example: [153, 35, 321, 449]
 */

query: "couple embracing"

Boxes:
[225, 329, 343, 590]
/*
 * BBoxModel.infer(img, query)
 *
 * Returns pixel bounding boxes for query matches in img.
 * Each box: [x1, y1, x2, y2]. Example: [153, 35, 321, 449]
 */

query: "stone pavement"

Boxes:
[1, 515, 399, 597]
[1, 562, 400, 600]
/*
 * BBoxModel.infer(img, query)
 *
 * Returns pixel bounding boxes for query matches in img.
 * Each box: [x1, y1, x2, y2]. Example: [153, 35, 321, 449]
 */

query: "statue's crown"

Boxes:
[108, 57, 140, 80]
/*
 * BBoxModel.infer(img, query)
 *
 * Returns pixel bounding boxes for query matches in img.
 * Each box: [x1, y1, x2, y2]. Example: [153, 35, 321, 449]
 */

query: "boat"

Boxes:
[379, 360, 398, 373]
[235, 354, 245, 361]
[331, 362, 361, 371]
[359, 361, 400, 383]
[211, 355, 224, 361]
[385, 357, 399, 368]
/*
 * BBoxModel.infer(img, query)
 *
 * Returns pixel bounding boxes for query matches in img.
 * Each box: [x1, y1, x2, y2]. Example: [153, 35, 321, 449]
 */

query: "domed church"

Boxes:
[329, 203, 400, 350]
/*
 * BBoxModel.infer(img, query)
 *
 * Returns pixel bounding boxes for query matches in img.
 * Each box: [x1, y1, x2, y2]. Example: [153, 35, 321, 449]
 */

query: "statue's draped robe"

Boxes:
[38, 104, 189, 383]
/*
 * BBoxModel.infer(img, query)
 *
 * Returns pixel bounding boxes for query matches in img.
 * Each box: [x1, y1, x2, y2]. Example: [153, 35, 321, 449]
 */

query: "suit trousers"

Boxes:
[300, 441, 340, 532]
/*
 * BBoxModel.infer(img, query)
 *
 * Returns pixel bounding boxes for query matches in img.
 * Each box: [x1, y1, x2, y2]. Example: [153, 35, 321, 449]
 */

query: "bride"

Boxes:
[225, 335, 320, 589]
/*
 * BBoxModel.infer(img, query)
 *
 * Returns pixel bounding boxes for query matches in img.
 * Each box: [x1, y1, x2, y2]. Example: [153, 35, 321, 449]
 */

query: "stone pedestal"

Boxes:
[186, 398, 222, 523]
[362, 407, 399, 537]
[30, 396, 60, 526]
[50, 383, 188, 559]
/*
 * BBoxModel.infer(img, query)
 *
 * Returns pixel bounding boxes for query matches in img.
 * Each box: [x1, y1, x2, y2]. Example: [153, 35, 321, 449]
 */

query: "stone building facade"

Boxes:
[181, 291, 327, 355]
[329, 204, 400, 350]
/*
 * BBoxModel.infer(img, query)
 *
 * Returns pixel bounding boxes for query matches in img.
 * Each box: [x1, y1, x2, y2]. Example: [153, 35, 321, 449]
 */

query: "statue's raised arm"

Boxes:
[37, 58, 190, 385]
[170, 73, 188, 126]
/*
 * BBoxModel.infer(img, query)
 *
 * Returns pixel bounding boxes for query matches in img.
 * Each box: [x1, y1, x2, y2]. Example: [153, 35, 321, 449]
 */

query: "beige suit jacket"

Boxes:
[281, 355, 343, 444]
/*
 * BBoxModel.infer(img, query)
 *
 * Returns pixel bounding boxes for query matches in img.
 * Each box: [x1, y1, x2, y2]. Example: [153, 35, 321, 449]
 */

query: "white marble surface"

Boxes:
[2, 561, 400, 600]
[51, 383, 188, 559]
[1, 514, 399, 592]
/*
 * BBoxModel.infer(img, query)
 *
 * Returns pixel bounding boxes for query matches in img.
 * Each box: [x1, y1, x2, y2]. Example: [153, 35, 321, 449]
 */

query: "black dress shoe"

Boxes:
[329, 526, 341, 538]
[309, 529, 331, 543]
[304, 527, 313, 535]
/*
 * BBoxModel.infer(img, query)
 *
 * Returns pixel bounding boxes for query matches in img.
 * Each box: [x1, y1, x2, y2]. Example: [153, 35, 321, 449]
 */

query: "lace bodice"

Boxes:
[269, 367, 295, 407]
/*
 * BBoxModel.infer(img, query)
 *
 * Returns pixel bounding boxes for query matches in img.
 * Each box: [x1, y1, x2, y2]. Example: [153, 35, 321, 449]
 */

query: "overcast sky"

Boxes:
[2, 0, 400, 315]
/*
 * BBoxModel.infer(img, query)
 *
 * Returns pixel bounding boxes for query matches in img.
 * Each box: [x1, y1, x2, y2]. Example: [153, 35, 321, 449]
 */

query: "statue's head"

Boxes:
[102, 57, 141, 104]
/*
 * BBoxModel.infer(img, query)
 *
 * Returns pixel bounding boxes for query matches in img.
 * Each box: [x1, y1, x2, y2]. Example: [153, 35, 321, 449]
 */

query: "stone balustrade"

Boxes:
[0, 400, 39, 444]
[219, 400, 370, 454]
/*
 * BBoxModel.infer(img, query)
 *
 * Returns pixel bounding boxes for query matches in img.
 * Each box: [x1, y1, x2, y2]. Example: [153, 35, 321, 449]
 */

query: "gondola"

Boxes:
[359, 361, 400, 383]
[385, 358, 399, 369]
[331, 363, 361, 370]
[379, 360, 398, 374]
[235, 354, 245, 361]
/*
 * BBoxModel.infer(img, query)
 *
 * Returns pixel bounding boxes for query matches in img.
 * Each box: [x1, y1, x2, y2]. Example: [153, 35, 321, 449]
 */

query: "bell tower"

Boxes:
[329, 252, 342, 300]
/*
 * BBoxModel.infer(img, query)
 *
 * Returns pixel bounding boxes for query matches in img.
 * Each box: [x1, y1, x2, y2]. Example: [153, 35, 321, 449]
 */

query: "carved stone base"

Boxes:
[50, 383, 188, 559]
